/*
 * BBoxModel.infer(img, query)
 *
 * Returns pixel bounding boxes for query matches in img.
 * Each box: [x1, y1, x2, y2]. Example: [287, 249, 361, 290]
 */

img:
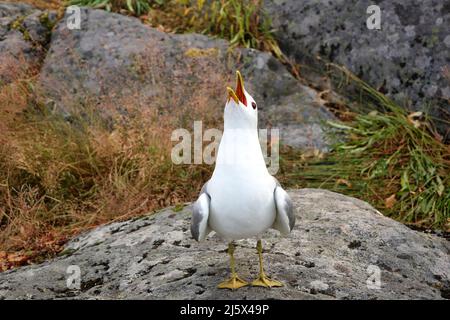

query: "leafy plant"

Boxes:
[69, 0, 153, 16]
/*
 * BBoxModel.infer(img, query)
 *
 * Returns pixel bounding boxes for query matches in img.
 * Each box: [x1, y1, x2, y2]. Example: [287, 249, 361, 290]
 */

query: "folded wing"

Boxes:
[190, 182, 211, 241]
[272, 184, 296, 235]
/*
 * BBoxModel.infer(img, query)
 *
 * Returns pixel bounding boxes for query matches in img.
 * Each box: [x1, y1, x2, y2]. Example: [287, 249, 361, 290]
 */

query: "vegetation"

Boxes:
[1, 0, 287, 270]
[279, 65, 450, 230]
[0, 65, 214, 270]
[148, 0, 282, 56]
[20, 0, 292, 71]
[64, 0, 284, 59]
[1, 0, 448, 272]
[69, 0, 152, 16]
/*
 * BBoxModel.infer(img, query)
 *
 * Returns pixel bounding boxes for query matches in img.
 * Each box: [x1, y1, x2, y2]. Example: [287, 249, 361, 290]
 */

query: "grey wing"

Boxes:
[190, 182, 212, 241]
[272, 180, 296, 235]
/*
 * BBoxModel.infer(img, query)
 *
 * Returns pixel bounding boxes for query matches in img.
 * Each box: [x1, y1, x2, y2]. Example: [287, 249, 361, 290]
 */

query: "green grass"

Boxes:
[66, 0, 300, 79]
[183, 0, 282, 55]
[69, 0, 153, 16]
[279, 65, 450, 230]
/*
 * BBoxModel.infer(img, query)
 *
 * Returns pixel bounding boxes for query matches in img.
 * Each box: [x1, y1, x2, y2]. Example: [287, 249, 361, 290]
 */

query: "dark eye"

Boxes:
[252, 102, 257, 109]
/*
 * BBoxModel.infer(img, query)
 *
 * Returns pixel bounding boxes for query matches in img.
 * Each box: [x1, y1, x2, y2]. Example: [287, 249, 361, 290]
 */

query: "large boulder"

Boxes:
[38, 7, 335, 151]
[0, 189, 448, 300]
[0, 2, 33, 16]
[265, 0, 450, 140]
[0, 2, 55, 85]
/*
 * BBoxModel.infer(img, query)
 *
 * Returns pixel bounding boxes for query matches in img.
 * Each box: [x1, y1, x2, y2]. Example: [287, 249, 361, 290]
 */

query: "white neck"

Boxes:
[214, 126, 268, 174]
[223, 103, 257, 131]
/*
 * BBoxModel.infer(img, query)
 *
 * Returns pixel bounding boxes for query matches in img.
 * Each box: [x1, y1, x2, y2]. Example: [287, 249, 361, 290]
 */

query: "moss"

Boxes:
[10, 16, 26, 32]
[58, 248, 78, 257]
[39, 11, 57, 31]
[70, 0, 150, 16]
[9, 11, 56, 45]
[184, 48, 219, 58]
[10, 16, 24, 29]
[173, 204, 185, 212]
[10, 16, 33, 42]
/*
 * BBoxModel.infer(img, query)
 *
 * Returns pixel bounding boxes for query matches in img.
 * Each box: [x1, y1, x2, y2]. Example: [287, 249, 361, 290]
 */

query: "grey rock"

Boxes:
[0, 189, 448, 300]
[38, 8, 335, 150]
[265, 0, 450, 140]
[0, 2, 34, 17]
[0, 2, 54, 86]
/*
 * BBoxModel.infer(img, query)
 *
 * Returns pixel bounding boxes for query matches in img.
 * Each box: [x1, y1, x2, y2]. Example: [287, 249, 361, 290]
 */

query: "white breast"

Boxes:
[206, 126, 276, 240]
[208, 170, 276, 240]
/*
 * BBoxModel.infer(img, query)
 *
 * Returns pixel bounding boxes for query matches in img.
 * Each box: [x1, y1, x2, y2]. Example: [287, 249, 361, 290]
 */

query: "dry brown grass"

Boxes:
[0, 52, 232, 270]
[2, 0, 63, 10]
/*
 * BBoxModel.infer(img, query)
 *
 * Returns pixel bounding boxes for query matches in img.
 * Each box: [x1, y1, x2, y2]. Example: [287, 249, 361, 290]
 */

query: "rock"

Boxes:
[0, 2, 55, 85]
[0, 189, 448, 300]
[265, 0, 450, 141]
[0, 2, 34, 17]
[38, 7, 335, 150]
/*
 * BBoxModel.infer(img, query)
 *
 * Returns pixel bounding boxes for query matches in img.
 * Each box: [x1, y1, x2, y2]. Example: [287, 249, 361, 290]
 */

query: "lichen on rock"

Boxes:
[0, 189, 448, 300]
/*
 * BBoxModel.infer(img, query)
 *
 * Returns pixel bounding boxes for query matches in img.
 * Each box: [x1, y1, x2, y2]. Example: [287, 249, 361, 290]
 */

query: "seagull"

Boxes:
[190, 71, 295, 290]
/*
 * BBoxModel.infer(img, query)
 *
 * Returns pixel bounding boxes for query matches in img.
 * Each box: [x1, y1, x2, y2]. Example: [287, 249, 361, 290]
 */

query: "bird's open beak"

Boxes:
[235, 71, 247, 106]
[227, 71, 247, 106]
[227, 87, 239, 104]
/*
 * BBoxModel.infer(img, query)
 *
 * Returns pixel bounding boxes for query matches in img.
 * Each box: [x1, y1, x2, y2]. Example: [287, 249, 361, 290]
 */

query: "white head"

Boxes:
[224, 71, 258, 131]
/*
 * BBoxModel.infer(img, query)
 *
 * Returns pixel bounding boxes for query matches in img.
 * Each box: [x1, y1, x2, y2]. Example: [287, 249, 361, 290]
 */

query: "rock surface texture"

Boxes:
[0, 189, 448, 300]
[37, 7, 335, 151]
[0, 3, 55, 84]
[265, 0, 450, 140]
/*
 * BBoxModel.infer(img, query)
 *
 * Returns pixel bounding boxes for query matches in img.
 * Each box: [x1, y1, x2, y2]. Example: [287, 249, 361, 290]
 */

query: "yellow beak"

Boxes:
[227, 87, 239, 104]
[227, 71, 247, 106]
[235, 70, 247, 106]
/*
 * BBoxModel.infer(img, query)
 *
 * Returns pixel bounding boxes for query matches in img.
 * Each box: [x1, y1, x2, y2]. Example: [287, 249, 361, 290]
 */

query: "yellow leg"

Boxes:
[251, 240, 283, 288]
[218, 242, 249, 290]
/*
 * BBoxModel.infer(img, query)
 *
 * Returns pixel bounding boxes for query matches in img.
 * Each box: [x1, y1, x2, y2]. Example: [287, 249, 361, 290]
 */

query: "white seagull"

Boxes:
[191, 71, 295, 289]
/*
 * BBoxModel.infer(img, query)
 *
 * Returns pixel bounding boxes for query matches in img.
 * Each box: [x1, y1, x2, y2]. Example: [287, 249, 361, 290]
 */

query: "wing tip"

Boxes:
[190, 223, 200, 242]
[190, 192, 210, 242]
[274, 186, 296, 234]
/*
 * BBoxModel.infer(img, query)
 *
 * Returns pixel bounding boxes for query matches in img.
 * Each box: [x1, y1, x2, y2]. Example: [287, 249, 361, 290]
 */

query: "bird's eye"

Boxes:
[252, 102, 257, 109]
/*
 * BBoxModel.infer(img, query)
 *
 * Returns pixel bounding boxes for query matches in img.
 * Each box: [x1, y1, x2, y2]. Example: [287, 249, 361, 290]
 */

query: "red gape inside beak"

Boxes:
[235, 71, 247, 106]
